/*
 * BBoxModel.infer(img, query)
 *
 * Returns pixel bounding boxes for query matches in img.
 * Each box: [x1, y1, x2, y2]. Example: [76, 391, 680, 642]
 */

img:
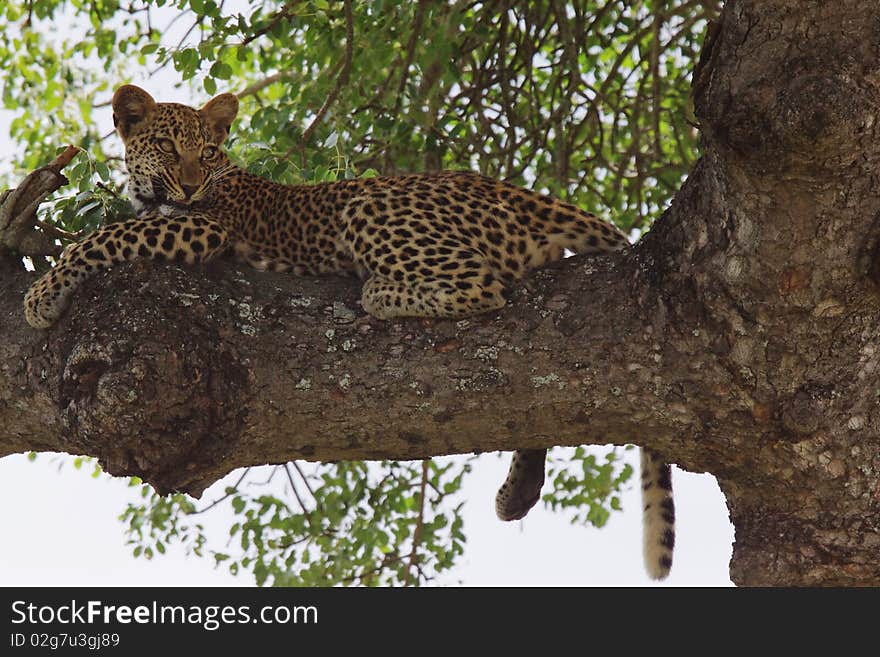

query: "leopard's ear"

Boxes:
[111, 85, 157, 139]
[199, 93, 239, 145]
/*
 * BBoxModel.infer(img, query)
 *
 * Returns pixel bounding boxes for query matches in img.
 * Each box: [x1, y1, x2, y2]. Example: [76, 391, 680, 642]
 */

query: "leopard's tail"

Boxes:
[641, 448, 675, 580]
[495, 449, 546, 521]
[536, 197, 630, 258]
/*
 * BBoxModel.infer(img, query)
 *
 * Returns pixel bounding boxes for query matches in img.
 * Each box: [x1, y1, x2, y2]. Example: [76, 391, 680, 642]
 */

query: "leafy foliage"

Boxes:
[2, 0, 713, 585]
[49, 150, 134, 234]
[545, 446, 634, 528]
[120, 460, 470, 587]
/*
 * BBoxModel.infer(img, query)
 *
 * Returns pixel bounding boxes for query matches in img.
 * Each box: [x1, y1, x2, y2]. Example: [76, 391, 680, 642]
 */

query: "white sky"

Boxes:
[0, 2, 735, 587]
[0, 452, 733, 586]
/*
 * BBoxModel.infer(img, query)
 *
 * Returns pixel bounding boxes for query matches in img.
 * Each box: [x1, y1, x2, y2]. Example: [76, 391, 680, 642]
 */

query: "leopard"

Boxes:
[23, 84, 676, 580]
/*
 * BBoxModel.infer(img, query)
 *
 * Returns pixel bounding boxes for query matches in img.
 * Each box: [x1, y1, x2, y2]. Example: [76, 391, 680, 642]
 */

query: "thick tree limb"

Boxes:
[2, 0, 880, 586]
[0, 249, 719, 493]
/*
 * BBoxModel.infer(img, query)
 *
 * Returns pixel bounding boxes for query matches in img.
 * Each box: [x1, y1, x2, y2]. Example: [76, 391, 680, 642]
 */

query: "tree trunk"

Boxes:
[1, 0, 879, 585]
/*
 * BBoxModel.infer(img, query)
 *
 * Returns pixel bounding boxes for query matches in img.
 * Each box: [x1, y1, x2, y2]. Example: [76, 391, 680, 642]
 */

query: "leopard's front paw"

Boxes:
[24, 272, 70, 329]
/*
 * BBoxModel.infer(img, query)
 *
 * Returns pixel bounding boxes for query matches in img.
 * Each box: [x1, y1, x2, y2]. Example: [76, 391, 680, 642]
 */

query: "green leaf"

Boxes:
[232, 496, 246, 514]
[209, 61, 233, 80]
[94, 161, 110, 180]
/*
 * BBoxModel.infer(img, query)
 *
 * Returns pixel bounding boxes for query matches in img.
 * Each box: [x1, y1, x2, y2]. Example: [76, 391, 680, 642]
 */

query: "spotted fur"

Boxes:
[23, 84, 675, 578]
[641, 448, 675, 580]
[495, 449, 547, 521]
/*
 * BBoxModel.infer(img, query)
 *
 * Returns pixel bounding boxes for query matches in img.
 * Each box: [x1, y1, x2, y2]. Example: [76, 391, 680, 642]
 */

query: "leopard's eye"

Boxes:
[202, 145, 218, 160]
[157, 138, 176, 154]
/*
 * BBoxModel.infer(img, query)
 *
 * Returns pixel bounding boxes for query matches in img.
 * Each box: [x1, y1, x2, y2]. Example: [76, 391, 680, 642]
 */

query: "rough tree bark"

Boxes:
[1, 0, 879, 586]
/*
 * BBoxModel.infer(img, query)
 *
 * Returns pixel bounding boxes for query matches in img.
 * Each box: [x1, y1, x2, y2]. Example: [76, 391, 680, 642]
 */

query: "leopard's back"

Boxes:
[341, 171, 628, 279]
[163, 167, 631, 318]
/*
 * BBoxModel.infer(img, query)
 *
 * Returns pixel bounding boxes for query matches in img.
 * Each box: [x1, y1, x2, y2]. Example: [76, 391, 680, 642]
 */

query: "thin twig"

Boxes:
[34, 218, 83, 243]
[251, 464, 281, 486]
[237, 72, 288, 99]
[403, 459, 430, 587]
[239, 2, 298, 47]
[341, 553, 402, 585]
[393, 0, 429, 114]
[286, 0, 354, 163]
[292, 461, 323, 513]
[284, 463, 309, 513]
[191, 467, 251, 515]
[651, 2, 664, 158]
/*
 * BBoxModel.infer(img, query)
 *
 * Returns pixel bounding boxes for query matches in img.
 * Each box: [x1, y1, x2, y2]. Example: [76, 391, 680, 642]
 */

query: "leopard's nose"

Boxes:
[181, 183, 199, 199]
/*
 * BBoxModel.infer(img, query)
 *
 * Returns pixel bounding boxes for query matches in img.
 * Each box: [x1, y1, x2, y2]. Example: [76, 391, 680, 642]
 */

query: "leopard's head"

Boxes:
[111, 84, 238, 214]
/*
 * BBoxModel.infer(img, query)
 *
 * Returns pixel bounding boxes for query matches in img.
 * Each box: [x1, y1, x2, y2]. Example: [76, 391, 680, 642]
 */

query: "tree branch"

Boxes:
[237, 72, 291, 99]
[287, 0, 354, 162]
[0, 145, 79, 257]
[3, 246, 713, 492]
[403, 459, 429, 587]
